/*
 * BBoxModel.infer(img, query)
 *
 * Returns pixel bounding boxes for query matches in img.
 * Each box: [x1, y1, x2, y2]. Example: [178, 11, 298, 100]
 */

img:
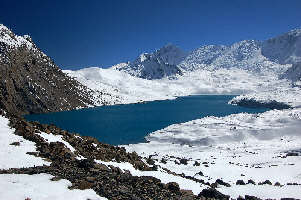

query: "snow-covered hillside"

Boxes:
[64, 66, 294, 107]
[281, 62, 301, 83]
[113, 44, 186, 79]
[262, 29, 301, 65]
[125, 108, 301, 199]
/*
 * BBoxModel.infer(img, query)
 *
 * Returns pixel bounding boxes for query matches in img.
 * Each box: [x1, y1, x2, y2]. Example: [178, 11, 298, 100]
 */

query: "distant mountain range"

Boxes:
[114, 29, 301, 81]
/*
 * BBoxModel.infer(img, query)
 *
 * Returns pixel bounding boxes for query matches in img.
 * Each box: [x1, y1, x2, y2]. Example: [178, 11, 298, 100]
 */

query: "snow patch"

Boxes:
[0, 174, 107, 200]
[0, 116, 50, 169]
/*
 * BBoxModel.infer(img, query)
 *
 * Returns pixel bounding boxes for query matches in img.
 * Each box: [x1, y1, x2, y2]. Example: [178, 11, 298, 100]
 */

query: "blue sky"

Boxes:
[1, 0, 301, 69]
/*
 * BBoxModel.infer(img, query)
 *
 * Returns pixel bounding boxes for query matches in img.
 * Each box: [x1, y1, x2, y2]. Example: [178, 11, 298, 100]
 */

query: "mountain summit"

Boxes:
[114, 44, 187, 79]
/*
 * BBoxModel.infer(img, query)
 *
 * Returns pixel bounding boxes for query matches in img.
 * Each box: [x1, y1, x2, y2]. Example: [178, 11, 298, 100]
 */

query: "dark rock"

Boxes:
[236, 180, 246, 185]
[179, 158, 188, 165]
[245, 195, 262, 200]
[50, 176, 62, 181]
[216, 179, 231, 187]
[26, 152, 39, 156]
[235, 99, 291, 110]
[166, 182, 180, 192]
[78, 180, 94, 190]
[259, 180, 272, 185]
[247, 179, 256, 185]
[146, 157, 155, 165]
[193, 161, 200, 166]
[160, 158, 167, 164]
[76, 159, 94, 169]
[198, 188, 230, 199]
[286, 152, 299, 156]
[10, 141, 20, 146]
[196, 171, 204, 176]
[93, 163, 109, 171]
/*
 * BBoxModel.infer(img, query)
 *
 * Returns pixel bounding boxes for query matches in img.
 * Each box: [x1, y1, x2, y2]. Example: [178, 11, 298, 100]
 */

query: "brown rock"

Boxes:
[78, 180, 94, 190]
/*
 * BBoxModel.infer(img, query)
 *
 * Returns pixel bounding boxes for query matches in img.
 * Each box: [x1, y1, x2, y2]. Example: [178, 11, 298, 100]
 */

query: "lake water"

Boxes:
[25, 95, 269, 145]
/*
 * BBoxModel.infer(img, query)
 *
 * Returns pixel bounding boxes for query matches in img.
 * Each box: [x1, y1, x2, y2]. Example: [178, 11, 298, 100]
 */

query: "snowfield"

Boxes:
[124, 108, 301, 199]
[0, 174, 106, 200]
[64, 66, 294, 107]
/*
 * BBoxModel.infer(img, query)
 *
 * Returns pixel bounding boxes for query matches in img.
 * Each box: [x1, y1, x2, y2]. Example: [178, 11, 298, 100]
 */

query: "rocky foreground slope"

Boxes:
[0, 111, 207, 199]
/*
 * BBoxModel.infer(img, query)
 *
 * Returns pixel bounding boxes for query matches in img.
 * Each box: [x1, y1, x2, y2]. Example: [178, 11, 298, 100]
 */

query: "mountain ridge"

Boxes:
[112, 29, 301, 80]
[0, 24, 97, 114]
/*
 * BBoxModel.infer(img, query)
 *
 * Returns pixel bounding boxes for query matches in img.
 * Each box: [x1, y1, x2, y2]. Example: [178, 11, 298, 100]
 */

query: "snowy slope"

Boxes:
[114, 44, 186, 79]
[0, 174, 106, 200]
[281, 62, 301, 83]
[65, 66, 294, 107]
[262, 29, 301, 65]
[0, 24, 35, 50]
[0, 115, 50, 169]
[178, 40, 290, 74]
[125, 108, 301, 199]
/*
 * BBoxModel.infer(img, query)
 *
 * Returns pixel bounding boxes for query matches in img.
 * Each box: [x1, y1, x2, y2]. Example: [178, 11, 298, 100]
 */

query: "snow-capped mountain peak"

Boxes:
[137, 53, 149, 62]
[0, 24, 34, 50]
[114, 44, 186, 79]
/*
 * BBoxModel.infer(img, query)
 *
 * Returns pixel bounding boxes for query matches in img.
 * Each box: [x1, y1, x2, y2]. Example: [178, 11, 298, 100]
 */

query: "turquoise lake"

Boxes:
[25, 95, 269, 145]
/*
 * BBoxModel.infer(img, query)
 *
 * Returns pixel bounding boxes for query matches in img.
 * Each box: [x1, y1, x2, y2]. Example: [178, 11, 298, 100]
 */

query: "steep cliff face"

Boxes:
[0, 24, 95, 114]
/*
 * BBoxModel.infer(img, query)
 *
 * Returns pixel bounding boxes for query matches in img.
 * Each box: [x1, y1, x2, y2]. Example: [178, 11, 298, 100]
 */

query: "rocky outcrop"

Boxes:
[231, 98, 291, 109]
[0, 24, 95, 115]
